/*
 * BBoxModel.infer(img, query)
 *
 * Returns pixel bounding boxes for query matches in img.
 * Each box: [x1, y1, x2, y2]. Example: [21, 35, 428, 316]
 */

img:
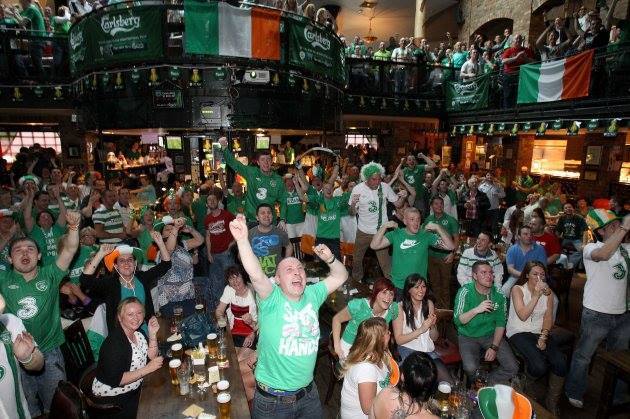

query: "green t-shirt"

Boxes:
[223, 148, 285, 222]
[0, 264, 68, 351]
[137, 228, 155, 266]
[305, 186, 320, 216]
[514, 175, 534, 203]
[373, 50, 391, 61]
[423, 213, 459, 259]
[191, 195, 208, 233]
[0, 243, 11, 272]
[255, 282, 328, 391]
[402, 165, 426, 196]
[20, 5, 45, 36]
[310, 192, 349, 239]
[68, 245, 98, 284]
[280, 190, 305, 225]
[453, 282, 507, 338]
[341, 297, 398, 346]
[384, 228, 438, 288]
[29, 224, 66, 266]
[227, 193, 247, 217]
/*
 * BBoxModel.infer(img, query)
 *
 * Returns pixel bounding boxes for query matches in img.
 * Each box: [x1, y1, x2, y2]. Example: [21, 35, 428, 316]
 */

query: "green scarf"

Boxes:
[0, 321, 27, 419]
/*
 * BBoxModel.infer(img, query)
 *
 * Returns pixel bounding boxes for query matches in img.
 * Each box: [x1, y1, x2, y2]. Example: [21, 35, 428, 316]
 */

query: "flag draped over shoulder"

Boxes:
[184, 1, 281, 60]
[517, 49, 594, 104]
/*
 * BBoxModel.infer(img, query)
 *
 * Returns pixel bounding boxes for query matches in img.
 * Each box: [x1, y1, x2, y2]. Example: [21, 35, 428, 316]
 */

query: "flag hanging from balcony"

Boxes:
[517, 49, 594, 104]
[184, 1, 281, 60]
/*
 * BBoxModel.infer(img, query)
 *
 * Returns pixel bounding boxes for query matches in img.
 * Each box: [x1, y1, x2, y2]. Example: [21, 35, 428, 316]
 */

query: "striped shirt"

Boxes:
[456, 247, 504, 289]
[92, 206, 124, 243]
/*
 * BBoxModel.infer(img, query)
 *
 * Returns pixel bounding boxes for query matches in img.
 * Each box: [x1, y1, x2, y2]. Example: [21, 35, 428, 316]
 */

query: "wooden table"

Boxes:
[596, 349, 630, 419]
[138, 318, 250, 418]
[529, 398, 554, 419]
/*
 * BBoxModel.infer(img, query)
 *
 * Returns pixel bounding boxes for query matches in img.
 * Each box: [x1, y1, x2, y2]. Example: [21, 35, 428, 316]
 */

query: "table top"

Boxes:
[138, 319, 250, 418]
[323, 279, 371, 314]
[529, 398, 555, 419]
[597, 349, 630, 372]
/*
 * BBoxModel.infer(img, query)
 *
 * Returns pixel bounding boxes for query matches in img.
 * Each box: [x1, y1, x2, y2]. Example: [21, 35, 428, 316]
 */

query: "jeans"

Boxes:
[508, 332, 568, 378]
[20, 346, 66, 416]
[561, 238, 583, 268]
[501, 276, 518, 296]
[394, 67, 406, 93]
[502, 72, 518, 109]
[207, 250, 235, 311]
[252, 382, 322, 419]
[16, 41, 43, 79]
[352, 229, 391, 282]
[458, 335, 518, 385]
[397, 346, 453, 384]
[565, 308, 630, 402]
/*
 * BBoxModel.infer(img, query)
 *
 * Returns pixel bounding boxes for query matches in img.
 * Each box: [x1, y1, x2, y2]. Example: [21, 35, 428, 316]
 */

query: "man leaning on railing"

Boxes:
[4, 0, 45, 80]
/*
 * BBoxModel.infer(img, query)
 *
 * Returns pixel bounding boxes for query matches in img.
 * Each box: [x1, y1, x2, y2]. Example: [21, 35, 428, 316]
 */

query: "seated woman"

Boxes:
[92, 297, 163, 419]
[332, 278, 398, 361]
[506, 261, 566, 415]
[370, 352, 438, 419]
[80, 232, 171, 333]
[392, 274, 452, 384]
[154, 216, 205, 316]
[340, 317, 398, 419]
[215, 265, 258, 401]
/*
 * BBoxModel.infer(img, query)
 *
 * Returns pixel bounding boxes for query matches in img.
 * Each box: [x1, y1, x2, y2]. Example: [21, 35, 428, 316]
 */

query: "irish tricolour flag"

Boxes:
[184, 1, 281, 60]
[517, 49, 594, 104]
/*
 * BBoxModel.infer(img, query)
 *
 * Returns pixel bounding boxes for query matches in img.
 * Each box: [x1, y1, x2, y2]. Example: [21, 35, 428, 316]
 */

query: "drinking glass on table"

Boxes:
[217, 392, 231, 419]
[177, 360, 191, 396]
[173, 306, 184, 332]
[168, 359, 181, 386]
[206, 333, 218, 360]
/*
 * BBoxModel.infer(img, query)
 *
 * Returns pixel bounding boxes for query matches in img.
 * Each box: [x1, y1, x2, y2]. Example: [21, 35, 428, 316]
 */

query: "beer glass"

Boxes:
[195, 304, 205, 315]
[206, 333, 218, 360]
[217, 392, 231, 419]
[217, 380, 229, 392]
[168, 359, 181, 386]
[171, 343, 183, 359]
[177, 361, 191, 396]
[191, 347, 207, 384]
[217, 343, 229, 369]
[173, 306, 184, 332]
[436, 381, 451, 411]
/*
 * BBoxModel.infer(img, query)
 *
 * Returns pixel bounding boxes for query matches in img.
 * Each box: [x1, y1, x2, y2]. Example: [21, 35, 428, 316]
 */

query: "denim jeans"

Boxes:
[252, 382, 322, 419]
[16, 41, 43, 79]
[501, 276, 518, 296]
[20, 346, 66, 416]
[508, 332, 568, 378]
[561, 238, 583, 268]
[207, 250, 235, 311]
[565, 308, 630, 402]
[397, 346, 453, 384]
[458, 335, 518, 385]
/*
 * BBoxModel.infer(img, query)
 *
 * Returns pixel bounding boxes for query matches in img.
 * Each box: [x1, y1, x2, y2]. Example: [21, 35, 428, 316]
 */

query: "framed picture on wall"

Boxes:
[68, 146, 79, 157]
[584, 171, 597, 181]
[586, 145, 602, 166]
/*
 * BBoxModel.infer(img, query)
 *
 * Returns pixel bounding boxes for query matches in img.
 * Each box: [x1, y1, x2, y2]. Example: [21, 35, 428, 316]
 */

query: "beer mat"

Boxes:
[208, 366, 221, 383]
[182, 404, 204, 417]
[198, 413, 216, 419]
[167, 333, 182, 342]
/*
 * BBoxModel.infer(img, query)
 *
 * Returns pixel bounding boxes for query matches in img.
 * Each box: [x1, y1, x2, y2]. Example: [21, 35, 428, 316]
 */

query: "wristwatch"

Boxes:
[489, 344, 499, 351]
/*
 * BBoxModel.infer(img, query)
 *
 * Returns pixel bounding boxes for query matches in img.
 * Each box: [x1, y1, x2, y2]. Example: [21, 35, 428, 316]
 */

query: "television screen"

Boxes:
[165, 136, 182, 150]
[255, 136, 270, 150]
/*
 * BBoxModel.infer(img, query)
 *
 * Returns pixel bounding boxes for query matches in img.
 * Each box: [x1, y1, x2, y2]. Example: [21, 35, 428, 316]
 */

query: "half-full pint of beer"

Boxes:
[206, 333, 218, 360]
[217, 392, 231, 418]
[168, 359, 181, 385]
[171, 343, 183, 359]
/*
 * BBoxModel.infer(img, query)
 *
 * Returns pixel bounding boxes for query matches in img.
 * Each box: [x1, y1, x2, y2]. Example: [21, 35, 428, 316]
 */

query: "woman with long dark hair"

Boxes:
[369, 352, 438, 418]
[332, 278, 398, 361]
[393, 274, 452, 384]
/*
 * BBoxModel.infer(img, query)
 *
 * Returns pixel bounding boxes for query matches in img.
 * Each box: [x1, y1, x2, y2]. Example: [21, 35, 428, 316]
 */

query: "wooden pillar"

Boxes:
[414, 0, 426, 39]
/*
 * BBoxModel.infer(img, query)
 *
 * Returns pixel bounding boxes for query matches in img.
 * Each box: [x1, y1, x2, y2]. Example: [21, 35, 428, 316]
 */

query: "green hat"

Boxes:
[18, 175, 40, 189]
[586, 209, 620, 232]
[153, 215, 174, 231]
[360, 162, 385, 182]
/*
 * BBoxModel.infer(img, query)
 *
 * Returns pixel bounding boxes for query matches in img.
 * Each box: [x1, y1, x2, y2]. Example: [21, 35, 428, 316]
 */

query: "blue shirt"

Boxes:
[506, 242, 547, 276]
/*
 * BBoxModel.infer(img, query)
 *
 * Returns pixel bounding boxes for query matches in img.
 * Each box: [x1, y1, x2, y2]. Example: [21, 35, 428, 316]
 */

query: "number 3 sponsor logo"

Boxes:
[16, 297, 38, 320]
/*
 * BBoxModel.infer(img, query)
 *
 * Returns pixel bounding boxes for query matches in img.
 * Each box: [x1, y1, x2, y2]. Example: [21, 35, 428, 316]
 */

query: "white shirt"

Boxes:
[460, 59, 480, 80]
[398, 303, 435, 353]
[0, 314, 31, 419]
[113, 201, 132, 228]
[456, 247, 504, 288]
[219, 285, 258, 330]
[478, 181, 505, 210]
[506, 284, 549, 338]
[391, 47, 408, 63]
[69, 0, 92, 16]
[504, 205, 517, 224]
[340, 361, 389, 419]
[582, 242, 629, 314]
[349, 182, 399, 235]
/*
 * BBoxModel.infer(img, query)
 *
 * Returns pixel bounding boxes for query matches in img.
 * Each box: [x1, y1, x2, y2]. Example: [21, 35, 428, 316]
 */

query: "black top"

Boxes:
[96, 322, 148, 388]
[80, 260, 172, 332]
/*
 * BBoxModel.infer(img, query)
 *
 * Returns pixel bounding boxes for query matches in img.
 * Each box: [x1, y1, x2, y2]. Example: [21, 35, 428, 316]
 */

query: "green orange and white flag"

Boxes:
[478, 385, 532, 419]
[184, 1, 281, 60]
[517, 49, 594, 104]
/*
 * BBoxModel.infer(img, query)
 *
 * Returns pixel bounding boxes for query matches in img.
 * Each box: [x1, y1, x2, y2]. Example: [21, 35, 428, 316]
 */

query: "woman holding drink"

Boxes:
[506, 261, 566, 415]
[92, 297, 163, 419]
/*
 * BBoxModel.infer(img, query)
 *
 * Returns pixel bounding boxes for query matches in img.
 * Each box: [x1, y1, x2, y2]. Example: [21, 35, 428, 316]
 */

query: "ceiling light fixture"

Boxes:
[360, 1, 377, 8]
[363, 16, 377, 43]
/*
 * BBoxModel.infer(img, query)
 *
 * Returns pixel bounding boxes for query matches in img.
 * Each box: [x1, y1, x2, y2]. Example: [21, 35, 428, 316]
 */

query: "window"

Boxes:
[345, 133, 378, 149]
[0, 131, 62, 163]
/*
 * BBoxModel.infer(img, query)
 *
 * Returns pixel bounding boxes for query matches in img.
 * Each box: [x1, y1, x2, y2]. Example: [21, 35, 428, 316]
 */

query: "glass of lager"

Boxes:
[217, 343, 229, 369]
[171, 343, 183, 360]
[217, 392, 231, 419]
[168, 359, 181, 386]
[217, 380, 229, 392]
[436, 381, 451, 412]
[206, 333, 218, 360]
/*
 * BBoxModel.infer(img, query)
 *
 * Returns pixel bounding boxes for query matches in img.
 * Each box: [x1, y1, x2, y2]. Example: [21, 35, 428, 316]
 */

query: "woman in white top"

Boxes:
[506, 261, 567, 415]
[392, 274, 452, 384]
[340, 317, 398, 419]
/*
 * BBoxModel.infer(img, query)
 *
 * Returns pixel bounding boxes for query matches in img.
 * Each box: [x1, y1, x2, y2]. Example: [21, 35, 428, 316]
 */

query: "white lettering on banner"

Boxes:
[278, 302, 320, 356]
[304, 26, 331, 51]
[101, 13, 141, 36]
[70, 30, 83, 50]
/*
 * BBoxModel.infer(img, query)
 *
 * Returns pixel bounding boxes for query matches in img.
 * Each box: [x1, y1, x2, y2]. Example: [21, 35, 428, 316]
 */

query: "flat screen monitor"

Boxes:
[255, 135, 270, 150]
[165, 136, 182, 150]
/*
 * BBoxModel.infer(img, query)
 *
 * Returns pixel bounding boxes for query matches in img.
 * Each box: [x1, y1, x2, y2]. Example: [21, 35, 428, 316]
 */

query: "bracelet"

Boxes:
[18, 353, 33, 365]
[68, 224, 80, 231]
[540, 329, 550, 335]
[326, 256, 336, 265]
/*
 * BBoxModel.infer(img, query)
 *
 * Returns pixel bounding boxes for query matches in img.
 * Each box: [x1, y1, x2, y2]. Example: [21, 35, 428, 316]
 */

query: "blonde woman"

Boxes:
[340, 317, 398, 419]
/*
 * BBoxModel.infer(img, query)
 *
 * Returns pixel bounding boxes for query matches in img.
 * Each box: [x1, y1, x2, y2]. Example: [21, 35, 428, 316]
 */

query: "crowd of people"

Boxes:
[0, 134, 628, 418]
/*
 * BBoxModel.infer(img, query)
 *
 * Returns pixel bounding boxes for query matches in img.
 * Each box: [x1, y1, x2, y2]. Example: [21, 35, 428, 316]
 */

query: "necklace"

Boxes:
[120, 276, 136, 295]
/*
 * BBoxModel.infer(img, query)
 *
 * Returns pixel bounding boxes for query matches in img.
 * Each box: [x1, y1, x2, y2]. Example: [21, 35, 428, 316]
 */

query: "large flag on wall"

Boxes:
[184, 1, 281, 60]
[517, 49, 594, 104]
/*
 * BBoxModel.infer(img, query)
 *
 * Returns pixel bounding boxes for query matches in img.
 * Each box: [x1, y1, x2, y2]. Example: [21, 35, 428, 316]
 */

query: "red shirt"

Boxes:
[204, 209, 235, 254]
[501, 47, 535, 74]
[534, 231, 561, 259]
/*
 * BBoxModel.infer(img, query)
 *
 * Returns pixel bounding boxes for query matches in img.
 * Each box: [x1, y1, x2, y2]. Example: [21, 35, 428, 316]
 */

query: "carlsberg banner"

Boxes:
[69, 6, 163, 75]
[287, 15, 346, 85]
[445, 74, 490, 112]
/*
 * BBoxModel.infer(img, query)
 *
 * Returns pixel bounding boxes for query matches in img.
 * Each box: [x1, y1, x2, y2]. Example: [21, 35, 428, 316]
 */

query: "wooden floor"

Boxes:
[313, 272, 628, 419]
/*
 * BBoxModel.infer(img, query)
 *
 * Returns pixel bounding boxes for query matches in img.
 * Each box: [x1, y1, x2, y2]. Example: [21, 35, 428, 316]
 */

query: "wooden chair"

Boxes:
[48, 381, 88, 419]
[79, 364, 122, 415]
[547, 264, 573, 321]
[61, 320, 95, 386]
[434, 309, 464, 381]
